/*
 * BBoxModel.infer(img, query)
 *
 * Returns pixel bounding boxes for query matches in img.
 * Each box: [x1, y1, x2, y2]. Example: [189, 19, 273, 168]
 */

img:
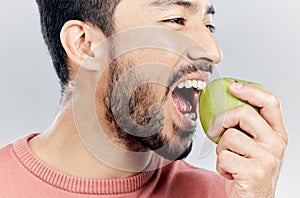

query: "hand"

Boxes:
[208, 82, 288, 198]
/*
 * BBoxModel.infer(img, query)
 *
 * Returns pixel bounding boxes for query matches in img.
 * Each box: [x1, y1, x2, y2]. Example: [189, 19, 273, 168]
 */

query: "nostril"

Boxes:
[186, 33, 223, 64]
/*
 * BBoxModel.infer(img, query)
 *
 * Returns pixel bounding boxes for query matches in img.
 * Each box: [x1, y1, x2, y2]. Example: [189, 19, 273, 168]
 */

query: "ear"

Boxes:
[60, 20, 106, 76]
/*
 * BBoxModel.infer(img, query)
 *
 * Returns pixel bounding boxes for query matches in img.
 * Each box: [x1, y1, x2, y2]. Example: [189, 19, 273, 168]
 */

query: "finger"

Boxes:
[229, 82, 287, 143]
[216, 128, 267, 158]
[216, 149, 248, 180]
[209, 105, 286, 158]
[216, 149, 280, 188]
[208, 104, 273, 142]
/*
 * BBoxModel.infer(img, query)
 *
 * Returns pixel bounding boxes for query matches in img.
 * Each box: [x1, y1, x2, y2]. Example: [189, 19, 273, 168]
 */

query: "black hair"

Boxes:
[35, 0, 120, 90]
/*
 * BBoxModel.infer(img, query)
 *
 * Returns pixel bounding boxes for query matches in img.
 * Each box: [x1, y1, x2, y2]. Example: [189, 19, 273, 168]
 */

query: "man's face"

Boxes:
[96, 0, 222, 160]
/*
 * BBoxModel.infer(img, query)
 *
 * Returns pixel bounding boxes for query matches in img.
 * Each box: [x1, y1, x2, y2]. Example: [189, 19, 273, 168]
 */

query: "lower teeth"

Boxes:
[184, 113, 196, 120]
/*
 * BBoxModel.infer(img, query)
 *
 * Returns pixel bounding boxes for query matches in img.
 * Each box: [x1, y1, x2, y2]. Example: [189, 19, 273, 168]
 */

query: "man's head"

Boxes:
[36, 0, 222, 162]
[35, 0, 120, 89]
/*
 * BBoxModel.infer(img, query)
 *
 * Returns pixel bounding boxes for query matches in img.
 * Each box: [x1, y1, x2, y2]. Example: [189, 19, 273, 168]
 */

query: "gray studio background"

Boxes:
[0, 0, 299, 197]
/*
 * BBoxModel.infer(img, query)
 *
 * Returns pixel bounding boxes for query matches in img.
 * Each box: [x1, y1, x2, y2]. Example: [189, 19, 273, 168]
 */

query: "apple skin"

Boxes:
[199, 78, 265, 144]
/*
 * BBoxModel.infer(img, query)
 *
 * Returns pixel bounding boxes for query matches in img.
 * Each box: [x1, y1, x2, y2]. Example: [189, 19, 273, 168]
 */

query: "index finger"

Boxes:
[229, 82, 288, 143]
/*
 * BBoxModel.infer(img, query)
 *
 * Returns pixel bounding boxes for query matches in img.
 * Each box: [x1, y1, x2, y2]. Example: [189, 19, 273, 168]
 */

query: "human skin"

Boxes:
[29, 0, 288, 197]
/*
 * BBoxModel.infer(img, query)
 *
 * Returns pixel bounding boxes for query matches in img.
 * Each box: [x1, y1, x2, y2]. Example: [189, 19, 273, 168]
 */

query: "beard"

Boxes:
[102, 55, 195, 161]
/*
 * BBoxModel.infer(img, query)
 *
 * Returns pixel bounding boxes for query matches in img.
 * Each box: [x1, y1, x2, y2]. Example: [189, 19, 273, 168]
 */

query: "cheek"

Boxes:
[124, 48, 182, 68]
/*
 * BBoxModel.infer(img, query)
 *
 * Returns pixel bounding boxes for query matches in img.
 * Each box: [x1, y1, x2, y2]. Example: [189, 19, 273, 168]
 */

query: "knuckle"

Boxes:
[218, 129, 243, 150]
[268, 94, 281, 108]
[220, 129, 236, 144]
[216, 155, 223, 173]
[275, 136, 288, 157]
[238, 104, 253, 114]
[220, 130, 230, 140]
[282, 130, 289, 145]
[217, 150, 228, 166]
[278, 137, 287, 151]
[263, 154, 280, 173]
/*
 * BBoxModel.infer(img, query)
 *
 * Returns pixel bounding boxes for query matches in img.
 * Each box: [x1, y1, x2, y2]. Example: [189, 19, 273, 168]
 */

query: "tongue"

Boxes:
[172, 91, 192, 114]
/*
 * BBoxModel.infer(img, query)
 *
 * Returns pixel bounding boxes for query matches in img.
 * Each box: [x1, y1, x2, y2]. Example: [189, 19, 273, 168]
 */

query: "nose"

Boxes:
[187, 26, 223, 65]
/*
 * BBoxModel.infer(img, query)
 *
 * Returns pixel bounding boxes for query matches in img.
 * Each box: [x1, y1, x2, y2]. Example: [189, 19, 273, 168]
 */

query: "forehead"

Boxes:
[117, 0, 212, 12]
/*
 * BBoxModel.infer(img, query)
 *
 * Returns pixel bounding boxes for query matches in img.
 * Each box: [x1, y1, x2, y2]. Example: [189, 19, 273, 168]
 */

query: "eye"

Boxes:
[206, 24, 216, 33]
[163, 18, 186, 26]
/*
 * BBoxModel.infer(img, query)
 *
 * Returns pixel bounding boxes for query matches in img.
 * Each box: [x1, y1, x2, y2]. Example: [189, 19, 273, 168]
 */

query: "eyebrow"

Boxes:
[205, 4, 215, 16]
[150, 0, 194, 8]
[149, 0, 215, 16]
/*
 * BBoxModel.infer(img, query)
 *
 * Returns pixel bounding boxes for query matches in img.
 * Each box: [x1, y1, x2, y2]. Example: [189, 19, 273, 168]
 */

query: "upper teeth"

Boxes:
[184, 113, 196, 120]
[177, 80, 206, 90]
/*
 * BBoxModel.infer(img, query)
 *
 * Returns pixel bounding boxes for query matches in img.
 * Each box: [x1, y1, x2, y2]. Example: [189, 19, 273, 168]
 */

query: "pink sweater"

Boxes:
[0, 134, 226, 197]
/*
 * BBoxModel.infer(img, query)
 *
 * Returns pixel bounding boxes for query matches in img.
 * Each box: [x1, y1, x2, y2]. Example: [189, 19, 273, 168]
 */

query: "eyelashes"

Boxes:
[206, 24, 216, 33]
[162, 17, 216, 33]
[162, 17, 186, 25]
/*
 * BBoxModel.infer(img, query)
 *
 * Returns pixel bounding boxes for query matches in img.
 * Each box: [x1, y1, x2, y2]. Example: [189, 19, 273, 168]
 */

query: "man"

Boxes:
[0, 0, 288, 197]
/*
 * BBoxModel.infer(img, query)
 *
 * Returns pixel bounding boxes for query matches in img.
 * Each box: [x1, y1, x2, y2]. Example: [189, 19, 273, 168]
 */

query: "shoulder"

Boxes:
[0, 134, 41, 197]
[0, 142, 18, 187]
[0, 133, 37, 171]
[0, 143, 14, 167]
[158, 160, 226, 197]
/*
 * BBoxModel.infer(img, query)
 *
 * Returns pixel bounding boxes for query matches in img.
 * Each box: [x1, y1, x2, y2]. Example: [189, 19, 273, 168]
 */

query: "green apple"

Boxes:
[199, 77, 265, 144]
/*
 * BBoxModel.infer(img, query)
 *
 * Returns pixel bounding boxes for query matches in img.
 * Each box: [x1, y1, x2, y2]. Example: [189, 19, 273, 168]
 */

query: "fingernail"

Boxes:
[231, 82, 243, 90]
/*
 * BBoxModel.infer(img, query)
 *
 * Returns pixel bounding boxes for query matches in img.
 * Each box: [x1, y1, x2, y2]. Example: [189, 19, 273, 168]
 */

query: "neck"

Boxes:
[29, 107, 153, 179]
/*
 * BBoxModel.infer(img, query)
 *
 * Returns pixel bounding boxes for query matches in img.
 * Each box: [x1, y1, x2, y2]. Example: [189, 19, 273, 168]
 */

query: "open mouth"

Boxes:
[171, 79, 206, 122]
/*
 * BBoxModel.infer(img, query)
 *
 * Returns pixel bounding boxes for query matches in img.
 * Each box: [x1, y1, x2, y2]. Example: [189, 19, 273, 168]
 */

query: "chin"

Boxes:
[154, 141, 193, 161]
[138, 125, 194, 161]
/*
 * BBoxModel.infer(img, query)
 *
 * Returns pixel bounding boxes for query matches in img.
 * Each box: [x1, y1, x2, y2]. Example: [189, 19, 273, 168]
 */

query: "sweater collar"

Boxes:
[13, 134, 157, 195]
